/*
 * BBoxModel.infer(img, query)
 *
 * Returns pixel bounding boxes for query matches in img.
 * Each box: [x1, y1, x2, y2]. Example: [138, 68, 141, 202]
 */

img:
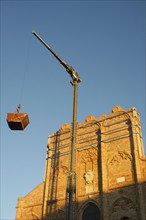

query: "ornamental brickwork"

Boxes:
[16, 106, 146, 220]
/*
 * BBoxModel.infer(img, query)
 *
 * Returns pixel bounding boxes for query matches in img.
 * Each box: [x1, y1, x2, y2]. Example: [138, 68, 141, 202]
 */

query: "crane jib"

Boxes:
[32, 30, 81, 83]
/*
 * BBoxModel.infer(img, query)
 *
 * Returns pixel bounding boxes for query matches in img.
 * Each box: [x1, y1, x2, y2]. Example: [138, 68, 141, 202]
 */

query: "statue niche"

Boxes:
[77, 148, 98, 195]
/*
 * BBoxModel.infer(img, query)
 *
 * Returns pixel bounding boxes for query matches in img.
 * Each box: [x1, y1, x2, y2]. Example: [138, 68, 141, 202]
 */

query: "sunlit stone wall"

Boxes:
[16, 106, 146, 220]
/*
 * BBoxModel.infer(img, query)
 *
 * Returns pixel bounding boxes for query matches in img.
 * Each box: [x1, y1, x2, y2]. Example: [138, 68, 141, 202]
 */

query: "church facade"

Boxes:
[15, 106, 146, 220]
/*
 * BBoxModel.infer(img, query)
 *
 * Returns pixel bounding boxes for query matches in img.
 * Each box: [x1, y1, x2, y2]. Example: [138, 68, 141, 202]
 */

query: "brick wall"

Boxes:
[16, 106, 146, 220]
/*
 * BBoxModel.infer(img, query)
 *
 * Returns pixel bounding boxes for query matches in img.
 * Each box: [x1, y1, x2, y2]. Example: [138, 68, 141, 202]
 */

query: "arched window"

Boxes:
[121, 217, 130, 220]
[82, 203, 100, 220]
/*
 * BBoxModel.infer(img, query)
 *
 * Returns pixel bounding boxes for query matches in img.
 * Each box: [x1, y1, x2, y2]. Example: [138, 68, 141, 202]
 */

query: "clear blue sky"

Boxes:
[1, 1, 145, 219]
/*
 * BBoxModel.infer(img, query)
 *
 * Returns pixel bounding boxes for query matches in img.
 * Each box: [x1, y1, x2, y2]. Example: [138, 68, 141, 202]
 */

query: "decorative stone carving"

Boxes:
[112, 197, 135, 212]
[110, 197, 137, 220]
[80, 148, 97, 162]
[84, 170, 94, 184]
[108, 151, 133, 188]
[108, 151, 131, 166]
[58, 162, 68, 179]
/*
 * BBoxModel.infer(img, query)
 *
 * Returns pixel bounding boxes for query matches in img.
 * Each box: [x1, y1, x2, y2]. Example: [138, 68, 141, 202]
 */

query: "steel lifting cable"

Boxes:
[18, 36, 32, 106]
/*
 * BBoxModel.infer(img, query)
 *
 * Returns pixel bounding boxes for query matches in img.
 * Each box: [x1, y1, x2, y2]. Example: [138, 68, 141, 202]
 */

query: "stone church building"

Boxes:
[15, 106, 146, 220]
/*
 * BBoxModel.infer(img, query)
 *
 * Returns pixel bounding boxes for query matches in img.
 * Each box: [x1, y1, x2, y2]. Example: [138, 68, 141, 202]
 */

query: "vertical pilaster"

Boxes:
[100, 127, 109, 220]
[130, 116, 146, 220]
[42, 137, 53, 219]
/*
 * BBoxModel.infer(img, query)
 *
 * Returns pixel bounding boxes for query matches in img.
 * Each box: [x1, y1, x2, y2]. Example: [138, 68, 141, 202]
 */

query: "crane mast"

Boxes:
[32, 31, 81, 220]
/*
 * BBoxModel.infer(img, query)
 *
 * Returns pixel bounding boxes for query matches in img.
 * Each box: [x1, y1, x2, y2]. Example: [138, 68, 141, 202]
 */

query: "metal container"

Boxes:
[7, 113, 29, 130]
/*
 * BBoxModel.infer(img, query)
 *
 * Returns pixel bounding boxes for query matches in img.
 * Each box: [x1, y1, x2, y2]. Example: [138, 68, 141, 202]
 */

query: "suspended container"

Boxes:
[7, 105, 29, 130]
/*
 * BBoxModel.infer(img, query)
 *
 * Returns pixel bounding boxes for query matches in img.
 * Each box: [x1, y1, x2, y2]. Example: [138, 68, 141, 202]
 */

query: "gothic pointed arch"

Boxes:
[107, 151, 133, 188]
[110, 197, 137, 220]
[82, 202, 100, 220]
[28, 213, 39, 220]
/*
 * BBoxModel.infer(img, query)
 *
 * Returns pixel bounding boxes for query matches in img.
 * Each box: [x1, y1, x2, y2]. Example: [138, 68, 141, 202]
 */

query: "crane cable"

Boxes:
[18, 36, 32, 109]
